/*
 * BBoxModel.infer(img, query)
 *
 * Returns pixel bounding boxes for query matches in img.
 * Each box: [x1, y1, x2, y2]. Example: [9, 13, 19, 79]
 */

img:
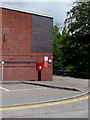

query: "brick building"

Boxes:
[0, 5, 53, 81]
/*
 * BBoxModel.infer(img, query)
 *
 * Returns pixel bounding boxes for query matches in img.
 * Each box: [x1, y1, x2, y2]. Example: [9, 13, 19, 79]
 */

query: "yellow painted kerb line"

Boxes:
[0, 95, 90, 111]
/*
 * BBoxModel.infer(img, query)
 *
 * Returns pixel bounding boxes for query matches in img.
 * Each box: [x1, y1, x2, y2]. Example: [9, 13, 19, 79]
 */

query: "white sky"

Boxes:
[1, 0, 73, 2]
[1, 0, 73, 25]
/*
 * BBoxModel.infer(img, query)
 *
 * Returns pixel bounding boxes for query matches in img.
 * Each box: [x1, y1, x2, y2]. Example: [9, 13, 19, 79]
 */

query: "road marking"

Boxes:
[2, 87, 47, 92]
[0, 94, 89, 111]
[0, 87, 10, 92]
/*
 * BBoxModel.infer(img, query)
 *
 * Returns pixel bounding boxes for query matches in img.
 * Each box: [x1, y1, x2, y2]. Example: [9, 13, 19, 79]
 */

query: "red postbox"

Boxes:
[36, 62, 43, 71]
[44, 56, 48, 67]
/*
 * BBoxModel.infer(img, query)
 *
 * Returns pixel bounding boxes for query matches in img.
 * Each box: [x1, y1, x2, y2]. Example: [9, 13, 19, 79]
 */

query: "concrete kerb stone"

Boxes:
[0, 80, 88, 92]
[22, 81, 81, 92]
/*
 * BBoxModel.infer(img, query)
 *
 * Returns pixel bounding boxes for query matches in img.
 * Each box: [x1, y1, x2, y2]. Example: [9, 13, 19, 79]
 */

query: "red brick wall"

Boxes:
[0, 8, 2, 80]
[2, 8, 32, 55]
[0, 8, 2, 58]
[2, 55, 53, 81]
[0, 8, 53, 81]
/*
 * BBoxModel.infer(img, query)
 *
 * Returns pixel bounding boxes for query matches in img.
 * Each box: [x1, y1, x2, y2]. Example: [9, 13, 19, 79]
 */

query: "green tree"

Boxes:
[64, 1, 90, 72]
[53, 25, 63, 70]
[53, 25, 72, 71]
[60, 27, 74, 71]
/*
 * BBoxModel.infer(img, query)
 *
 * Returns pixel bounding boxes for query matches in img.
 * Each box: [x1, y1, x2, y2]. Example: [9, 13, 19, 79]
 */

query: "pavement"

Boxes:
[0, 75, 89, 93]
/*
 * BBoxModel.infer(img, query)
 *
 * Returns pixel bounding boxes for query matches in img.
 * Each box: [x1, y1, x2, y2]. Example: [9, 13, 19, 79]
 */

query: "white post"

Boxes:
[1, 61, 4, 81]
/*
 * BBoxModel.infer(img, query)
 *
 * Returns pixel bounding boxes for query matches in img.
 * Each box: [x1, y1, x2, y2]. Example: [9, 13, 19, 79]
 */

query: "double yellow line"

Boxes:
[0, 94, 90, 111]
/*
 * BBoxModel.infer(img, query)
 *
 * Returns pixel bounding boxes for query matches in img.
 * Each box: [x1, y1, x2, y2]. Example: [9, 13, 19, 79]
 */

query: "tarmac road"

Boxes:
[1, 84, 82, 107]
[0, 75, 89, 118]
[1, 96, 89, 118]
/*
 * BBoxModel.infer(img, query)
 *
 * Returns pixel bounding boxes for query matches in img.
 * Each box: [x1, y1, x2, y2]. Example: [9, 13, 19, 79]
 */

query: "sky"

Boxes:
[2, 0, 73, 26]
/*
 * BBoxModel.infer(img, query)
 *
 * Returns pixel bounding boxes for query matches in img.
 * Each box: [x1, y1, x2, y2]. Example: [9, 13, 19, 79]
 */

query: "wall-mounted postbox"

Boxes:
[44, 56, 48, 67]
[36, 62, 43, 71]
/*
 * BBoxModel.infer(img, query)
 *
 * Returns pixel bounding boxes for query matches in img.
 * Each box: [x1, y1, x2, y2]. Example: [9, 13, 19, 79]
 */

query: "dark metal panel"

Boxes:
[32, 15, 53, 53]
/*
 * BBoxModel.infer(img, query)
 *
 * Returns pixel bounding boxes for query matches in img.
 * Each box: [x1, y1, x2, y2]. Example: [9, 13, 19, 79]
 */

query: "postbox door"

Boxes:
[36, 63, 43, 71]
